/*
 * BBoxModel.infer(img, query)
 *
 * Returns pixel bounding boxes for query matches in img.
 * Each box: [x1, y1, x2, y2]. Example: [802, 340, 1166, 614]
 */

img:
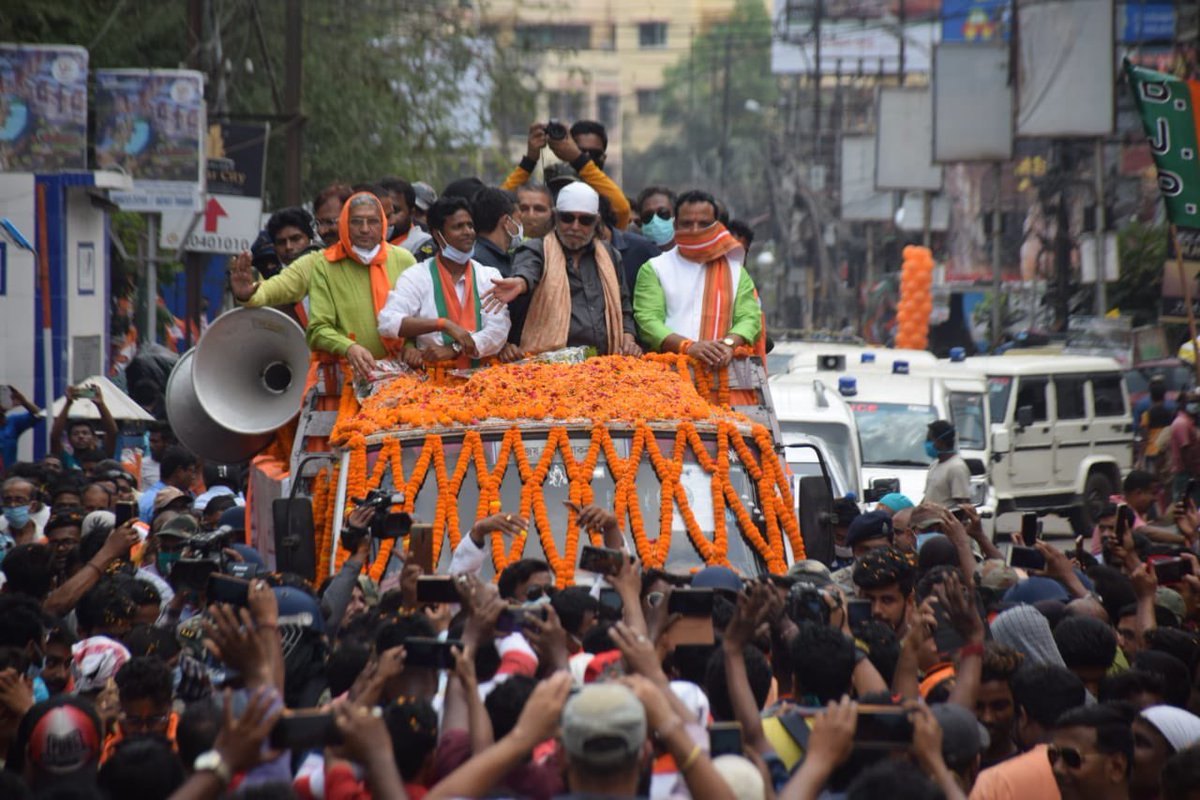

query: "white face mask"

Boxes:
[351, 244, 381, 264]
[436, 232, 475, 265]
[504, 216, 524, 250]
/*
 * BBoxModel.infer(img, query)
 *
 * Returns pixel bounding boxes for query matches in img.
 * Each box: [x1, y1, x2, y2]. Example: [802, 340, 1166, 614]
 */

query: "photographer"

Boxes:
[500, 120, 632, 230]
[322, 503, 376, 638]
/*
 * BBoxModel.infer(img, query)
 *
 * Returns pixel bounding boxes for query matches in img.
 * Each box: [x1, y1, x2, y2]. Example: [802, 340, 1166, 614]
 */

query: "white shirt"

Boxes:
[643, 246, 746, 341]
[377, 258, 510, 357]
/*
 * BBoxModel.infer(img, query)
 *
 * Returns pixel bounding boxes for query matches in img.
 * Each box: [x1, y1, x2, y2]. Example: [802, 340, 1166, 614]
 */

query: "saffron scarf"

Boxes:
[521, 233, 624, 355]
[322, 191, 393, 315]
[428, 257, 482, 369]
[676, 222, 742, 341]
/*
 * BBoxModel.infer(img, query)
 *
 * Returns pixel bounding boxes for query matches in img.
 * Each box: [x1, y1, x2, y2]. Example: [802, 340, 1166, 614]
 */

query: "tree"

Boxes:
[1109, 221, 1168, 327]
[622, 0, 778, 219]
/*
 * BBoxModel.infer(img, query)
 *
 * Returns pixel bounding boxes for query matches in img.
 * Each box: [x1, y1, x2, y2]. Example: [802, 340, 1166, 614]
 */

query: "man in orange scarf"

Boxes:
[483, 182, 640, 357]
[633, 190, 762, 367]
[305, 192, 416, 376]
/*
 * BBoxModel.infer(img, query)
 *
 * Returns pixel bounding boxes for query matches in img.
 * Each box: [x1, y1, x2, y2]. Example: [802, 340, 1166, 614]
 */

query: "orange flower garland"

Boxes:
[313, 355, 806, 583]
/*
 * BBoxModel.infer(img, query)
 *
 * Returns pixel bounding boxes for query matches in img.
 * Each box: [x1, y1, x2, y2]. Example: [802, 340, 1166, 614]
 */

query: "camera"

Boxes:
[545, 119, 568, 141]
[786, 584, 831, 626]
[342, 489, 410, 552]
[169, 527, 239, 594]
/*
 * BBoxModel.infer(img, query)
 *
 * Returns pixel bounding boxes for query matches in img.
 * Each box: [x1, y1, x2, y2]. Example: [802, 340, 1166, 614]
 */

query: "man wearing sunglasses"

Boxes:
[1048, 704, 1134, 800]
[484, 182, 641, 357]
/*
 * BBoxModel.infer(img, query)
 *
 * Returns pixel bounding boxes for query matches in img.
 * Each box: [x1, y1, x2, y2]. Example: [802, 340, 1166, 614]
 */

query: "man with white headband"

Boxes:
[633, 189, 762, 369]
[483, 181, 641, 356]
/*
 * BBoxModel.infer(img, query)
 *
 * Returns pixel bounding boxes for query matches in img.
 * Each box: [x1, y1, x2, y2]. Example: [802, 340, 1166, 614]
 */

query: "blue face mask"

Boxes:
[437, 232, 475, 265]
[3, 505, 31, 529]
[924, 440, 940, 459]
[641, 213, 675, 246]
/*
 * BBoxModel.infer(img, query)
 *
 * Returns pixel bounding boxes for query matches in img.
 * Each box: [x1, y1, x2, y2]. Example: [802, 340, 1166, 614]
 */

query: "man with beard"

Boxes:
[484, 182, 640, 356]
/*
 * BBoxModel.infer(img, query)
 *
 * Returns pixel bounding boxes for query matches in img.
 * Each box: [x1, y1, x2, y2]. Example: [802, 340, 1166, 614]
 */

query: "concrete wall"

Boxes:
[0, 173, 40, 461]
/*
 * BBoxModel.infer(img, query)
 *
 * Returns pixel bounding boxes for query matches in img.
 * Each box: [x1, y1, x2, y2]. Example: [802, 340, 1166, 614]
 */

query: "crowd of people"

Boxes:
[0, 118, 1198, 799]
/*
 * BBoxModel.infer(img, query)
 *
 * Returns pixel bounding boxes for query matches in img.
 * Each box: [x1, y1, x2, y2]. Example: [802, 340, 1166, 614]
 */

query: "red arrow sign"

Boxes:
[203, 197, 228, 233]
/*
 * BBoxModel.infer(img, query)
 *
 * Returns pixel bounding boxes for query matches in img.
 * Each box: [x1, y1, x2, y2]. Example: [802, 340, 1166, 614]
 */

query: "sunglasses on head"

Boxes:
[557, 212, 597, 227]
[1047, 745, 1098, 769]
[640, 208, 672, 225]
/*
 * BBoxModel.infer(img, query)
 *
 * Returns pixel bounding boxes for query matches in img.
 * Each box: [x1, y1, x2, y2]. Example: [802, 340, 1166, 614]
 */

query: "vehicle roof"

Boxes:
[944, 354, 1126, 376]
[784, 346, 938, 373]
[825, 370, 938, 405]
[769, 374, 857, 424]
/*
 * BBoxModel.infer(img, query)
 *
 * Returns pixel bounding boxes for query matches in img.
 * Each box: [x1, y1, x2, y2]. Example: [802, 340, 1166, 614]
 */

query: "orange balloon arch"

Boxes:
[894, 245, 934, 350]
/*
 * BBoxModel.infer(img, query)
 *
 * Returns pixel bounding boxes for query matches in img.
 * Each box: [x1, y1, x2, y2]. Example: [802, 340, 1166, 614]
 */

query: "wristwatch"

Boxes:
[721, 336, 737, 348]
[194, 750, 232, 787]
[451, 341, 463, 354]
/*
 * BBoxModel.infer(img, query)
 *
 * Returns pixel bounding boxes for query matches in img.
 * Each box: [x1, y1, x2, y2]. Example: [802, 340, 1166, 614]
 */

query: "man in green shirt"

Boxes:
[632, 190, 761, 367]
[233, 192, 415, 377]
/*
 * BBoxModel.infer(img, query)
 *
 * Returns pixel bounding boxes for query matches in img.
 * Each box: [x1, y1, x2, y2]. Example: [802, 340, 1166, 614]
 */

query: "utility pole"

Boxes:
[284, 0, 304, 206]
[719, 33, 732, 194]
[1093, 139, 1107, 315]
[813, 0, 823, 163]
[898, 0, 906, 85]
[991, 163, 1003, 350]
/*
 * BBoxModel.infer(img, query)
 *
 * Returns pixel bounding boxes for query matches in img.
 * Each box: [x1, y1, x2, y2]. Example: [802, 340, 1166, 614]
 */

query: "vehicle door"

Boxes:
[1089, 372, 1134, 472]
[1009, 376, 1054, 488]
[1053, 375, 1090, 488]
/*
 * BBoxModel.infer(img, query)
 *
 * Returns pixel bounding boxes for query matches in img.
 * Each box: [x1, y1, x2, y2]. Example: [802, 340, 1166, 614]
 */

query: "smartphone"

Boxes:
[114, 500, 136, 527]
[403, 637, 461, 669]
[407, 524, 434, 574]
[708, 722, 743, 757]
[1020, 512, 1040, 543]
[1007, 545, 1046, 571]
[496, 606, 547, 634]
[598, 588, 624, 614]
[1153, 557, 1194, 585]
[169, 558, 218, 593]
[207, 574, 250, 607]
[931, 600, 966, 657]
[269, 711, 341, 750]
[855, 705, 914, 748]
[847, 599, 873, 629]
[1186, 479, 1199, 501]
[1116, 504, 1133, 539]
[578, 544, 626, 576]
[667, 588, 715, 617]
[416, 576, 460, 604]
[74, 385, 96, 400]
[950, 506, 970, 523]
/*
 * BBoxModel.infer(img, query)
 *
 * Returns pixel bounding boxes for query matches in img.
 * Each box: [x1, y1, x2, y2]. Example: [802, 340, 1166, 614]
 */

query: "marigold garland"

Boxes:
[315, 354, 805, 583]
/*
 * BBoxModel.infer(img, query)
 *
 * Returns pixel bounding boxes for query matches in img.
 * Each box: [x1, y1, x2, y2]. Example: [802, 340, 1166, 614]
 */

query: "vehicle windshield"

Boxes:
[848, 402, 939, 466]
[987, 377, 1012, 425]
[948, 392, 987, 451]
[364, 430, 767, 580]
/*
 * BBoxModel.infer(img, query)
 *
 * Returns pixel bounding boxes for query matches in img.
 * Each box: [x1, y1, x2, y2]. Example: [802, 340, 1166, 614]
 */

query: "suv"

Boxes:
[952, 355, 1132, 531]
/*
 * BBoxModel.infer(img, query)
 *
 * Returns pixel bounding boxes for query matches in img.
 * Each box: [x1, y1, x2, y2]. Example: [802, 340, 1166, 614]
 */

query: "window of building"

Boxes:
[515, 24, 591, 50]
[636, 88, 661, 115]
[638, 22, 668, 48]
[597, 94, 619, 130]
[548, 91, 586, 122]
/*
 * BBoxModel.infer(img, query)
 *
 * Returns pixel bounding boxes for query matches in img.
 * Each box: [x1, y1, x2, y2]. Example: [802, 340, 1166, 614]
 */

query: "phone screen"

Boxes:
[403, 637, 460, 669]
[708, 723, 743, 757]
[847, 599, 873, 629]
[269, 712, 340, 750]
[598, 588, 624, 614]
[207, 574, 250, 607]
[416, 576, 460, 604]
[1020, 513, 1039, 542]
[1153, 558, 1193, 585]
[667, 589, 715, 617]
[854, 706, 914, 748]
[114, 501, 136, 527]
[1007, 545, 1046, 571]
[578, 545, 625, 576]
[408, 524, 434, 574]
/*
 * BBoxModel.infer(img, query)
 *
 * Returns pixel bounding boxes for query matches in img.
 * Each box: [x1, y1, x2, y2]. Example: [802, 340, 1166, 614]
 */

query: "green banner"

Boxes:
[1125, 59, 1200, 230]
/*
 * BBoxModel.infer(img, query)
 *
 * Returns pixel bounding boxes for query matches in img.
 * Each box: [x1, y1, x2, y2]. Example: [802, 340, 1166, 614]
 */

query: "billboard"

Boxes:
[875, 87, 943, 191]
[1015, 0, 1115, 138]
[840, 134, 894, 221]
[942, 0, 1011, 42]
[933, 43, 1014, 162]
[96, 69, 205, 212]
[771, 16, 939, 75]
[0, 44, 88, 172]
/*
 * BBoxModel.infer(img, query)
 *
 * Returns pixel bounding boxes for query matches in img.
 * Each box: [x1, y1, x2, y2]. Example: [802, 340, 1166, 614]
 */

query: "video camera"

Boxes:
[545, 119, 568, 141]
[341, 489, 411, 552]
[169, 527, 244, 594]
[786, 584, 832, 626]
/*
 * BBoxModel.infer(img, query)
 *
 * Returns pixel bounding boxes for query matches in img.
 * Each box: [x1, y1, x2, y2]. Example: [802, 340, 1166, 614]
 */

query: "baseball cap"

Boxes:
[1155, 587, 1187, 624]
[218, 505, 246, 532]
[153, 487, 191, 514]
[787, 560, 833, 586]
[846, 510, 894, 549]
[544, 162, 578, 194]
[877, 493, 914, 514]
[11, 697, 102, 789]
[712, 754, 766, 800]
[70, 636, 131, 695]
[157, 513, 199, 541]
[413, 181, 437, 211]
[561, 683, 647, 768]
[931, 702, 989, 769]
[691, 565, 743, 594]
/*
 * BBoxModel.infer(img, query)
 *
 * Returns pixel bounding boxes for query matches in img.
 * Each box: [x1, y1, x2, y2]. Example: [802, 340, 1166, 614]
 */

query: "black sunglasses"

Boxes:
[557, 212, 597, 226]
[640, 208, 672, 225]
[1047, 745, 1096, 770]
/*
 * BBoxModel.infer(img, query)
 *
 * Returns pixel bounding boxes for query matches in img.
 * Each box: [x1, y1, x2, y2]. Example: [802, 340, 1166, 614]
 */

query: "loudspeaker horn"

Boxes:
[165, 307, 309, 463]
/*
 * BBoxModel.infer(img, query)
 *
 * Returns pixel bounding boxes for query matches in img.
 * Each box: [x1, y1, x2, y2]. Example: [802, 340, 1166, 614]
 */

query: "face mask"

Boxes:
[3, 505, 31, 529]
[351, 244, 381, 264]
[924, 440, 940, 459]
[834, 544, 853, 560]
[157, 550, 181, 576]
[437, 233, 475, 265]
[641, 213, 675, 246]
[504, 216, 524, 250]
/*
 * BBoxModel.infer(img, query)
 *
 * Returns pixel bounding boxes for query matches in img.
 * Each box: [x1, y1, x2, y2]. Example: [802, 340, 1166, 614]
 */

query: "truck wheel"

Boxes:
[1078, 470, 1115, 533]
